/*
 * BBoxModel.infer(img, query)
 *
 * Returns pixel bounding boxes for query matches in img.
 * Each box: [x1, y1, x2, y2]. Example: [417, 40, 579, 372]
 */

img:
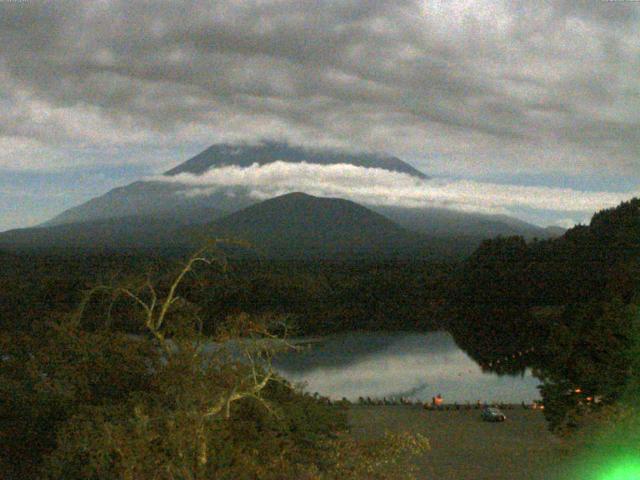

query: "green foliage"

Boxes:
[448, 236, 546, 374]
[1, 249, 430, 479]
[0, 319, 158, 478]
[198, 260, 453, 334]
[42, 369, 348, 479]
[0, 254, 454, 335]
[450, 197, 640, 433]
[548, 312, 640, 478]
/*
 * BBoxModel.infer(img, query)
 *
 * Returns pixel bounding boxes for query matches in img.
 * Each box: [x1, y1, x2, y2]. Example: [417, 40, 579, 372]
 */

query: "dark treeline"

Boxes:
[193, 259, 455, 334]
[0, 251, 456, 336]
[0, 251, 169, 331]
[449, 198, 640, 432]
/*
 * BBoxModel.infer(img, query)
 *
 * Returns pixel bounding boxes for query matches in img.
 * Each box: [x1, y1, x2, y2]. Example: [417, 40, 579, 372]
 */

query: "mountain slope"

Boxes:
[164, 141, 428, 178]
[374, 206, 564, 240]
[199, 192, 435, 259]
[0, 193, 478, 259]
[0, 210, 221, 254]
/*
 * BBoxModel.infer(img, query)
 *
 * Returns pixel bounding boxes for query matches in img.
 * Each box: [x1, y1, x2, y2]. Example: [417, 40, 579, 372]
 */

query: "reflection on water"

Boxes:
[273, 332, 541, 403]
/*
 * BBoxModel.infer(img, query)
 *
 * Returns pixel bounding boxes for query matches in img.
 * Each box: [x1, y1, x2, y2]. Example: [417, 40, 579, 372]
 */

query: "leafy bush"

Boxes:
[1, 249, 429, 479]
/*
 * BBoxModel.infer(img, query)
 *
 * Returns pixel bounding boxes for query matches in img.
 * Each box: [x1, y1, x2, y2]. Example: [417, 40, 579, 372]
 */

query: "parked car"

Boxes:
[481, 407, 506, 422]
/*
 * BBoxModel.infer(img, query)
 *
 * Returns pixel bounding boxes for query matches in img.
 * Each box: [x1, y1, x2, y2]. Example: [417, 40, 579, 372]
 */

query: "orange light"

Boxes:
[574, 388, 582, 394]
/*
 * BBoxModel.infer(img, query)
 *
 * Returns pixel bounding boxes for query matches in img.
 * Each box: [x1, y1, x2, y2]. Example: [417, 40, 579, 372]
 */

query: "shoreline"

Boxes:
[345, 402, 542, 409]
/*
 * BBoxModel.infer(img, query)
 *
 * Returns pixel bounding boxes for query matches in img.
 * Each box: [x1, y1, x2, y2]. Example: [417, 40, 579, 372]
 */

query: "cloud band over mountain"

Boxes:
[154, 162, 638, 225]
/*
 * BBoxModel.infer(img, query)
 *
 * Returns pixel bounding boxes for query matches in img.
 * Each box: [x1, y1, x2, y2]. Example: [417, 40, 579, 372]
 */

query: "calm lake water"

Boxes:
[273, 331, 541, 403]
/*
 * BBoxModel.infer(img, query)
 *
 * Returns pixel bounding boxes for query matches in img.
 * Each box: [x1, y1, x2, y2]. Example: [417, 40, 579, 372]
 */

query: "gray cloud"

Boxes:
[0, 0, 638, 176]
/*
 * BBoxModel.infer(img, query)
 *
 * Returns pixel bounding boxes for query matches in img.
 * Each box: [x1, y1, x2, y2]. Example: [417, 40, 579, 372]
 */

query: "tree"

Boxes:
[2, 246, 429, 479]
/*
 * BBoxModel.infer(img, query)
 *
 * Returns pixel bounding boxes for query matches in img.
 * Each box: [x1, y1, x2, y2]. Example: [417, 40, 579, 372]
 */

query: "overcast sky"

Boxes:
[1, 0, 639, 231]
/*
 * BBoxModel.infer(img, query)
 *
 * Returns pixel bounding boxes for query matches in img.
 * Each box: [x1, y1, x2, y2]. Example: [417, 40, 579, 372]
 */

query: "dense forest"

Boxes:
[449, 198, 640, 433]
[0, 253, 455, 335]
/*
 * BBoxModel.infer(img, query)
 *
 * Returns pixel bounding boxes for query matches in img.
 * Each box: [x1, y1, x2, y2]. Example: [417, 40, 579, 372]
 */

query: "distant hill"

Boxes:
[373, 206, 563, 240]
[198, 192, 434, 260]
[0, 210, 221, 254]
[542, 225, 569, 237]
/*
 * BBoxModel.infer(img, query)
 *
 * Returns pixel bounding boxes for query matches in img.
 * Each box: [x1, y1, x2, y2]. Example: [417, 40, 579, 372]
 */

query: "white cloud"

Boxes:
[153, 161, 639, 217]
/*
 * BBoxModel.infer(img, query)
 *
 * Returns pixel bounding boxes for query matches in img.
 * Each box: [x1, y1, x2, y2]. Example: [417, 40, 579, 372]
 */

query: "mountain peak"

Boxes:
[256, 191, 344, 205]
[164, 141, 428, 179]
[273, 191, 312, 200]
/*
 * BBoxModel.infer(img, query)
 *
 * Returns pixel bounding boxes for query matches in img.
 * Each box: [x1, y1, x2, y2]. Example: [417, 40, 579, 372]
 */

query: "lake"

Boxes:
[273, 331, 541, 403]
